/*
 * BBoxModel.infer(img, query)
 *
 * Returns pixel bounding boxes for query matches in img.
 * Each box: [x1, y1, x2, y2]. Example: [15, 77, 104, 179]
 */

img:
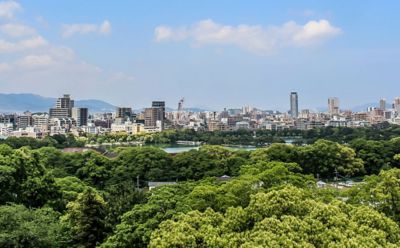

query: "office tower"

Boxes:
[328, 97, 340, 115]
[116, 107, 133, 119]
[50, 94, 74, 118]
[49, 108, 70, 119]
[72, 107, 88, 126]
[152, 101, 165, 117]
[144, 107, 164, 129]
[394, 97, 400, 113]
[290, 92, 298, 118]
[16, 113, 33, 129]
[150, 101, 165, 129]
[379, 98, 386, 111]
[56, 94, 74, 109]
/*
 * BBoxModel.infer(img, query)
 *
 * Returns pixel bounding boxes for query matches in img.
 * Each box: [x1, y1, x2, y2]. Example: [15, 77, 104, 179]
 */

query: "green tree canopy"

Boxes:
[0, 204, 65, 248]
[61, 188, 107, 248]
[150, 186, 400, 247]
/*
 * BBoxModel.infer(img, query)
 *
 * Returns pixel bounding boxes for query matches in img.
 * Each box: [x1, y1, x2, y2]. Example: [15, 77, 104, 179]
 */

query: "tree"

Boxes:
[171, 146, 246, 180]
[0, 147, 60, 207]
[76, 151, 112, 189]
[347, 168, 400, 222]
[112, 147, 173, 183]
[51, 176, 95, 212]
[300, 139, 364, 177]
[61, 188, 107, 248]
[101, 183, 195, 248]
[250, 143, 299, 163]
[0, 204, 65, 248]
[350, 139, 393, 174]
[104, 182, 146, 228]
[149, 186, 400, 247]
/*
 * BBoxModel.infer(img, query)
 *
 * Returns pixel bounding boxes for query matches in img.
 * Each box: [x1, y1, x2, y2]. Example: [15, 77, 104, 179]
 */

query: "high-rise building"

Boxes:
[290, 92, 298, 118]
[49, 108, 70, 119]
[150, 101, 165, 129]
[16, 112, 33, 129]
[56, 94, 74, 109]
[72, 108, 88, 126]
[328, 97, 340, 115]
[152, 101, 165, 117]
[394, 97, 400, 113]
[116, 107, 133, 119]
[379, 98, 386, 111]
[144, 107, 164, 129]
[50, 94, 74, 119]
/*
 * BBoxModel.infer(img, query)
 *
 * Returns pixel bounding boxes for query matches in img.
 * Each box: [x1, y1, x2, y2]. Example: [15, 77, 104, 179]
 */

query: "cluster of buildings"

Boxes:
[1, 93, 400, 139]
[0, 94, 166, 138]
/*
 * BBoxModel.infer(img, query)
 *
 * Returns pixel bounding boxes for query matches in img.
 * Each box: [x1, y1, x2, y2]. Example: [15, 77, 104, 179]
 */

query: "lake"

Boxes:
[160, 145, 257, 153]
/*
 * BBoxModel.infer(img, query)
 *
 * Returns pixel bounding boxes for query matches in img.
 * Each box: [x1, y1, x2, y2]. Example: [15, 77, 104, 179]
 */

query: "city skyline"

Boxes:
[0, 1, 399, 109]
[0, 91, 398, 113]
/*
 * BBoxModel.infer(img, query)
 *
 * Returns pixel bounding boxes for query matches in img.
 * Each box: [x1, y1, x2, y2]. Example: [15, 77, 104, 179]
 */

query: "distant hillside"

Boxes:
[0, 93, 116, 113]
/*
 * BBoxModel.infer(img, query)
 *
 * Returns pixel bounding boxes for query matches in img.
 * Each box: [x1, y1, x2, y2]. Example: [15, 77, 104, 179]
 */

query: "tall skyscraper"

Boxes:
[152, 101, 165, 118]
[72, 107, 88, 126]
[50, 94, 74, 119]
[144, 107, 164, 129]
[144, 101, 166, 130]
[290, 92, 298, 118]
[394, 97, 400, 113]
[328, 97, 340, 115]
[379, 98, 386, 111]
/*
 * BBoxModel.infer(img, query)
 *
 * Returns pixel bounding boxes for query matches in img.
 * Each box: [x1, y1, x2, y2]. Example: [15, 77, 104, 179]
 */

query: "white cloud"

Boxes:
[0, 23, 36, 37]
[0, 62, 12, 72]
[48, 46, 76, 61]
[0, 36, 48, 53]
[292, 19, 341, 46]
[62, 19, 112, 38]
[0, 0, 20, 19]
[0, 2, 133, 100]
[99, 20, 111, 34]
[154, 19, 342, 54]
[16, 54, 55, 68]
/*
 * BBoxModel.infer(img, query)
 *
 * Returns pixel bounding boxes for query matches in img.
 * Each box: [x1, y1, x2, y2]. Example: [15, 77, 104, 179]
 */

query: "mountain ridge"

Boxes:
[0, 93, 116, 113]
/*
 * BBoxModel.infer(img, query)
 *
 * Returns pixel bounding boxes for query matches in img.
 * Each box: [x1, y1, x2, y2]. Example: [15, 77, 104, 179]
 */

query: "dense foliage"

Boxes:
[0, 127, 400, 247]
[150, 186, 400, 247]
[85, 124, 400, 146]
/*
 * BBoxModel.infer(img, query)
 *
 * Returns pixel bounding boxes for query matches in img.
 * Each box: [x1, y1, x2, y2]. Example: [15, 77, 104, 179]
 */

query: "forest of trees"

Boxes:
[84, 124, 400, 146]
[1, 127, 400, 247]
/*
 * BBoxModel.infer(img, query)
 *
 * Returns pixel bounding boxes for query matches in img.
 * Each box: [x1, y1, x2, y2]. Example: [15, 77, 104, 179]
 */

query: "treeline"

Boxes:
[0, 134, 85, 149]
[1, 139, 400, 247]
[86, 124, 400, 146]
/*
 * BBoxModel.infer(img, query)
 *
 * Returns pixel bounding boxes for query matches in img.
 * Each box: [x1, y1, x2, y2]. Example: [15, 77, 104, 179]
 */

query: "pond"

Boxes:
[159, 145, 257, 153]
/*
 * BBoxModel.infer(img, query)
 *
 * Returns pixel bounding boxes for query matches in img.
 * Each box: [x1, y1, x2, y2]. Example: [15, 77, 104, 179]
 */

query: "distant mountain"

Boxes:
[184, 107, 212, 112]
[0, 93, 116, 113]
[74, 99, 116, 113]
[134, 107, 212, 113]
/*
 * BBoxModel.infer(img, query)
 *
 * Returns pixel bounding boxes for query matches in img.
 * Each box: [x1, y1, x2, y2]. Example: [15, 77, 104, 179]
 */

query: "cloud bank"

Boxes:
[62, 20, 112, 38]
[0, 0, 20, 19]
[155, 19, 341, 54]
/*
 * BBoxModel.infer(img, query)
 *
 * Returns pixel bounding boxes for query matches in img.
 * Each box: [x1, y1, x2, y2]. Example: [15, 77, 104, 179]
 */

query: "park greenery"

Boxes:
[0, 125, 400, 247]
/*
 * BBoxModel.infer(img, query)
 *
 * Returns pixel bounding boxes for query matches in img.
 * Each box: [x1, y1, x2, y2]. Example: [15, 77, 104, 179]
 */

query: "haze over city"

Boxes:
[0, 0, 399, 110]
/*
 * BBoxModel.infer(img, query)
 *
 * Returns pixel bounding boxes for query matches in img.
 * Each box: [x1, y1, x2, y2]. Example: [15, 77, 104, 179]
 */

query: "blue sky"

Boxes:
[0, 1, 399, 110]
